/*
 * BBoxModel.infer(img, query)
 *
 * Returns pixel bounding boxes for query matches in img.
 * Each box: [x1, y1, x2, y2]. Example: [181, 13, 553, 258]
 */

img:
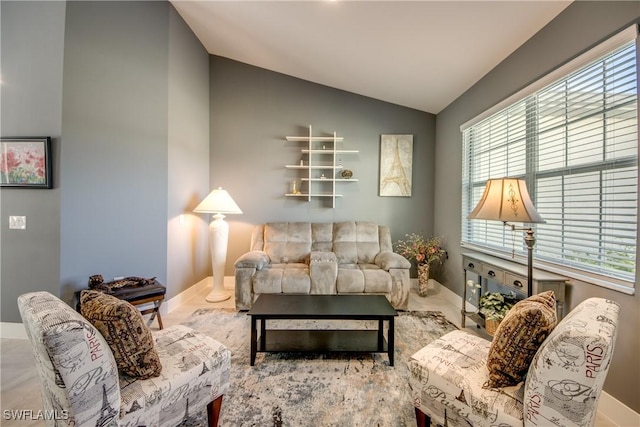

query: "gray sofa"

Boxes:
[234, 221, 411, 310]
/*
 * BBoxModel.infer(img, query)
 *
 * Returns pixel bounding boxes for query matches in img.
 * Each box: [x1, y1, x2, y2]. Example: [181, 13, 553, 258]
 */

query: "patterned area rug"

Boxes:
[181, 309, 457, 427]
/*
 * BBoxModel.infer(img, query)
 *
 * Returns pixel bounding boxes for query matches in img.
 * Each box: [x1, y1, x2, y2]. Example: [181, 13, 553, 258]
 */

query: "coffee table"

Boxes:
[247, 294, 398, 366]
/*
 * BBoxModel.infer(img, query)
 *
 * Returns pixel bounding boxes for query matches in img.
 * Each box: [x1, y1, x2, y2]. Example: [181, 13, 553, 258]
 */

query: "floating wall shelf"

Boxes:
[284, 125, 358, 208]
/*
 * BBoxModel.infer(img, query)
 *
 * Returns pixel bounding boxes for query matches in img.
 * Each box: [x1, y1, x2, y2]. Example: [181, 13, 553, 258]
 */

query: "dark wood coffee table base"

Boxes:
[248, 294, 397, 366]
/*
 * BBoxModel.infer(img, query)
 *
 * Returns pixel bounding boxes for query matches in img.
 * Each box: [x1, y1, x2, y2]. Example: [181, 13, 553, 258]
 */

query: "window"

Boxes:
[461, 26, 638, 293]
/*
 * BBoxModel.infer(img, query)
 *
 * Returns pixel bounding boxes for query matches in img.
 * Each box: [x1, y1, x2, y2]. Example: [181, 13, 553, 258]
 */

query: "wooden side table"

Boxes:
[76, 281, 166, 329]
[461, 252, 567, 330]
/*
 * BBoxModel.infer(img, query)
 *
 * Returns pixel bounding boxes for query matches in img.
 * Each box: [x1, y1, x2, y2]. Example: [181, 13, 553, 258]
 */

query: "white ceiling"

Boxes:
[170, 1, 572, 114]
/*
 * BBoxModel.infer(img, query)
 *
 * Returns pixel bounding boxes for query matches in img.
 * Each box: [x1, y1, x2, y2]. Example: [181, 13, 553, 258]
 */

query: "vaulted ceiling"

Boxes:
[171, 1, 572, 114]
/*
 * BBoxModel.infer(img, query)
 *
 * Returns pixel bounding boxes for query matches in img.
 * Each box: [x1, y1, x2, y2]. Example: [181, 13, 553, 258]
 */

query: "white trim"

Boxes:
[163, 276, 211, 314]
[163, 275, 234, 314]
[597, 391, 640, 427]
[460, 243, 636, 296]
[1, 322, 27, 339]
[461, 24, 638, 131]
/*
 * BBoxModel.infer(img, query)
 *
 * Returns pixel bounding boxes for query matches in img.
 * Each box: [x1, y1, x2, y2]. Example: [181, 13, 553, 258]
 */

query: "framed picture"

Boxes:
[1, 137, 52, 188]
[379, 134, 413, 197]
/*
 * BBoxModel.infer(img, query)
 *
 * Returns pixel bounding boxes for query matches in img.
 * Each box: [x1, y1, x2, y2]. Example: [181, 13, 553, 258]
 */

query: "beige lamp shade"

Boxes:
[193, 187, 242, 215]
[468, 178, 544, 224]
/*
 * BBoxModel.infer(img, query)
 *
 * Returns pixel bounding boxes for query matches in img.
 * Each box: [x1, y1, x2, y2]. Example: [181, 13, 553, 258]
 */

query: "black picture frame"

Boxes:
[0, 137, 53, 189]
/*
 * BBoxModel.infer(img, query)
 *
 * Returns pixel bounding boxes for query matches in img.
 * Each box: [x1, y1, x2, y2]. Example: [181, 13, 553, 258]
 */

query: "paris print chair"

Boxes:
[408, 296, 619, 427]
[18, 291, 231, 426]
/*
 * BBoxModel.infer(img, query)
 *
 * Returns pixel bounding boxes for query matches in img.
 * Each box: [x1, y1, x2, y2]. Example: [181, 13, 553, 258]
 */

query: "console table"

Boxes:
[461, 252, 567, 329]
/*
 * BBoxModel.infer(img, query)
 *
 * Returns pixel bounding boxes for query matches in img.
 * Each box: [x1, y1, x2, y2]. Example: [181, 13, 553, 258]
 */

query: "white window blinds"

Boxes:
[462, 26, 638, 292]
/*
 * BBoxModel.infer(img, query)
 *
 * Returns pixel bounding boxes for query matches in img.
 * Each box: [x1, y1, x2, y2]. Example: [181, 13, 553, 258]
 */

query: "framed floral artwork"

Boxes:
[0, 137, 52, 188]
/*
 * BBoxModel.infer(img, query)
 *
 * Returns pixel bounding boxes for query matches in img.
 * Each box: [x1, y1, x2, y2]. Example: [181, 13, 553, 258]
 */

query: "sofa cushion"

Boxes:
[264, 222, 312, 263]
[336, 268, 365, 293]
[80, 290, 162, 379]
[333, 222, 381, 264]
[282, 264, 311, 293]
[409, 330, 525, 426]
[485, 291, 557, 388]
[311, 222, 333, 252]
[362, 268, 392, 293]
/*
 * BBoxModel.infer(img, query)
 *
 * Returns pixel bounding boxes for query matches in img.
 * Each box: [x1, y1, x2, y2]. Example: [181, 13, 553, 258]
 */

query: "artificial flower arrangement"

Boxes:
[394, 233, 447, 266]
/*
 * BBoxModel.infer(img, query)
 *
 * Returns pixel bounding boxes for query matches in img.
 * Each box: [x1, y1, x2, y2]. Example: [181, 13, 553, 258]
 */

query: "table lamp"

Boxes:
[194, 187, 242, 302]
[467, 177, 545, 296]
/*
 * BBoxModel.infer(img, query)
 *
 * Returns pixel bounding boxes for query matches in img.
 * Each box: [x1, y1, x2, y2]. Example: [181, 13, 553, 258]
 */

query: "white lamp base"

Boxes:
[205, 287, 230, 303]
[206, 213, 231, 303]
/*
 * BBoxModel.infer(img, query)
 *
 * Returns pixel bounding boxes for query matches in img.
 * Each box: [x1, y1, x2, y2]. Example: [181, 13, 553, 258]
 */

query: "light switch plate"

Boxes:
[9, 216, 27, 230]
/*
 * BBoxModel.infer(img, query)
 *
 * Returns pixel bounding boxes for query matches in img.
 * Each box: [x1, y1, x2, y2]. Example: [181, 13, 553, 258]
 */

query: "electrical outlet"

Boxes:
[9, 216, 26, 230]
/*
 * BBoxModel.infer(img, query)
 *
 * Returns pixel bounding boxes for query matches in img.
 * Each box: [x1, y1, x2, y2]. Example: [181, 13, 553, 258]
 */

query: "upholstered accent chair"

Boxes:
[408, 297, 619, 427]
[235, 221, 412, 310]
[18, 291, 231, 427]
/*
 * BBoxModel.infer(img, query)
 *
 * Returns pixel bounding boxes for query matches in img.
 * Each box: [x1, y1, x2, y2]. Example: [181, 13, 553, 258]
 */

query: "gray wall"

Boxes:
[1, 0, 211, 323]
[0, 1, 65, 322]
[61, 1, 211, 302]
[167, 7, 211, 295]
[434, 1, 640, 412]
[209, 56, 436, 275]
[60, 1, 169, 302]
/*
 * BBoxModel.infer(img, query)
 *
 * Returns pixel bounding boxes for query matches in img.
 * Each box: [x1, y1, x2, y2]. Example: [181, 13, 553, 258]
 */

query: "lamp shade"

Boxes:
[468, 178, 544, 224]
[193, 187, 243, 214]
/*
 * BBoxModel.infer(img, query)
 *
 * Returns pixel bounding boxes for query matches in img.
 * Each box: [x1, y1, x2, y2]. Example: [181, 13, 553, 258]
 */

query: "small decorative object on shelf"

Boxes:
[341, 169, 353, 179]
[394, 234, 446, 297]
[478, 291, 519, 335]
[291, 180, 301, 195]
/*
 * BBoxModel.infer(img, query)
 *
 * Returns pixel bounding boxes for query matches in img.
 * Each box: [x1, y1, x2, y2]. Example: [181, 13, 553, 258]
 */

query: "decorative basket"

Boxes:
[485, 318, 501, 336]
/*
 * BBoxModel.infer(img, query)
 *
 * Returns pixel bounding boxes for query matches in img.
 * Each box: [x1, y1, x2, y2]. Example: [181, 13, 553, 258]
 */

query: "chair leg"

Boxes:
[207, 395, 223, 427]
[415, 407, 430, 427]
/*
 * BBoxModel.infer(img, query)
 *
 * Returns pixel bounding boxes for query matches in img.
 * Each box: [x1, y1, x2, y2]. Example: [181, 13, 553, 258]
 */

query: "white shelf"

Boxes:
[286, 165, 343, 170]
[301, 178, 359, 182]
[301, 149, 359, 154]
[283, 125, 357, 208]
[286, 136, 344, 142]
[286, 193, 343, 197]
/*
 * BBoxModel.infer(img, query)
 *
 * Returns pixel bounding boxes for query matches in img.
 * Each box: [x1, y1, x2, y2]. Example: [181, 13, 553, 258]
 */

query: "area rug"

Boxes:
[180, 309, 457, 427]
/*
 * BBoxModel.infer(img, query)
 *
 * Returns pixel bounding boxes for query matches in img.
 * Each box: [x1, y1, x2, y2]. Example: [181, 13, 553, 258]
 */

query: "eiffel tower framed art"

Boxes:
[379, 134, 413, 197]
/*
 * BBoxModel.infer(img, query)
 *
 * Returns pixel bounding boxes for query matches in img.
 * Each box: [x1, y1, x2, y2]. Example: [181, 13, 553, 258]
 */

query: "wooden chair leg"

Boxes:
[207, 395, 223, 427]
[415, 407, 430, 427]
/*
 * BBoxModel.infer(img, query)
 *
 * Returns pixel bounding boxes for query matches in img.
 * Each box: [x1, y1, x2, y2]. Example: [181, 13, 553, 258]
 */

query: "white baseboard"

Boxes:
[434, 282, 639, 426]
[597, 391, 640, 427]
[1, 322, 27, 339]
[162, 276, 211, 314]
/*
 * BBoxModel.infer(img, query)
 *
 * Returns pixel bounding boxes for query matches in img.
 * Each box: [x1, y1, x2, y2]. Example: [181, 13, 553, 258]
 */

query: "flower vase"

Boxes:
[417, 263, 430, 297]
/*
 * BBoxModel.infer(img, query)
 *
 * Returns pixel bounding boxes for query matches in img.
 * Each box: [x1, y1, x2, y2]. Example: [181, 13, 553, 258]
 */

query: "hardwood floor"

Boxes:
[0, 280, 617, 426]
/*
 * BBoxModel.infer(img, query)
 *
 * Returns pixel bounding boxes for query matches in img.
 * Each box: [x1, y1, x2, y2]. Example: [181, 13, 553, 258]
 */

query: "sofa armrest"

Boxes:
[375, 251, 411, 270]
[310, 251, 338, 294]
[234, 251, 270, 270]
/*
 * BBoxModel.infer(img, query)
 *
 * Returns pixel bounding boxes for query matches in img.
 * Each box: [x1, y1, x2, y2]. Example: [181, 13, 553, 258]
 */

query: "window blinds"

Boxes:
[461, 25, 638, 292]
